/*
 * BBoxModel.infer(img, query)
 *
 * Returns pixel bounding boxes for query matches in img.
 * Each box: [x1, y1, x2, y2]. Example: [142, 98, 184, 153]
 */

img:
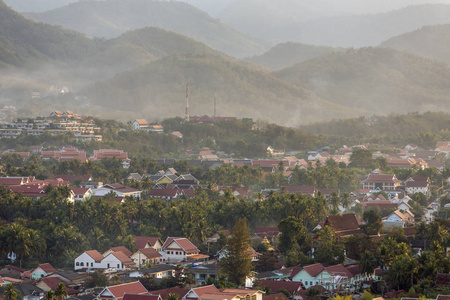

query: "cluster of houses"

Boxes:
[0, 175, 143, 202]
[3, 147, 131, 168]
[0, 111, 102, 141]
[3, 212, 450, 300]
[74, 237, 207, 271]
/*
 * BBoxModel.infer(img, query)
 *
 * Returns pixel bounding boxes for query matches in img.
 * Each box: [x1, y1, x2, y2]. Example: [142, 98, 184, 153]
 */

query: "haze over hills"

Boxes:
[274, 47, 450, 116]
[219, 3, 450, 47]
[246, 42, 336, 71]
[83, 53, 358, 125]
[380, 24, 450, 65]
[3, 0, 76, 13]
[0, 0, 95, 68]
[22, 0, 271, 58]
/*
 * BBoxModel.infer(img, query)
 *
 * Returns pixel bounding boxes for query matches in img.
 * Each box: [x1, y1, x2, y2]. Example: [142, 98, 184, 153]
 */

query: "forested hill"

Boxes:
[273, 47, 450, 117]
[247, 42, 335, 71]
[83, 53, 355, 125]
[22, 0, 271, 58]
[75, 27, 221, 80]
[380, 24, 450, 64]
[299, 112, 450, 145]
[0, 0, 96, 68]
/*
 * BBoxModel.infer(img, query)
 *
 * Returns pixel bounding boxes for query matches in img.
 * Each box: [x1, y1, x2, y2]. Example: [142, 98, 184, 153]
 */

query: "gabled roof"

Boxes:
[149, 287, 189, 300]
[135, 237, 162, 249]
[105, 281, 148, 300]
[323, 214, 361, 232]
[257, 280, 304, 293]
[123, 294, 161, 300]
[191, 285, 219, 297]
[40, 276, 78, 295]
[136, 248, 162, 259]
[107, 247, 133, 257]
[84, 250, 104, 263]
[2, 265, 26, 272]
[291, 263, 325, 279]
[109, 252, 134, 265]
[134, 119, 149, 126]
[35, 263, 57, 274]
[325, 264, 353, 279]
[346, 265, 362, 277]
[162, 238, 199, 254]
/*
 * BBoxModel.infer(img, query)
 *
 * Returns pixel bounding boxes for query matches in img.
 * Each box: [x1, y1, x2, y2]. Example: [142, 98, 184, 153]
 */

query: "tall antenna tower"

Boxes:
[185, 84, 190, 122]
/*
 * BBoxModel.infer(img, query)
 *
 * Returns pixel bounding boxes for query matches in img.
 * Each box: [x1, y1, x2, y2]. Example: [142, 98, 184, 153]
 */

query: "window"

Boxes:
[117, 264, 120, 268]
[80, 262, 84, 266]
[310, 281, 313, 286]
[76, 262, 80, 266]
[176, 252, 179, 255]
[107, 263, 110, 268]
[91, 263, 93, 267]
[305, 281, 308, 286]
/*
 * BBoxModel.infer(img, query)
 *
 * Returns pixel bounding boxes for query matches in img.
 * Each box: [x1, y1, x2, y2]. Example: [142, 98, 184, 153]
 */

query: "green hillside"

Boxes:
[75, 27, 221, 80]
[247, 42, 335, 70]
[23, 0, 271, 58]
[274, 47, 450, 116]
[0, 0, 96, 68]
[83, 54, 356, 125]
[380, 24, 450, 64]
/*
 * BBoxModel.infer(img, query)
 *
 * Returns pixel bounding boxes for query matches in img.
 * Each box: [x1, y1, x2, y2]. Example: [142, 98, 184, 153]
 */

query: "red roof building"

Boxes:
[98, 281, 148, 300]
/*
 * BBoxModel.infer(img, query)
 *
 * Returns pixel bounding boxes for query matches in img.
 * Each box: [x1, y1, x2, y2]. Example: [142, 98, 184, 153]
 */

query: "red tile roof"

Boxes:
[123, 294, 161, 300]
[137, 248, 162, 259]
[108, 247, 133, 257]
[325, 264, 354, 279]
[3, 265, 26, 272]
[85, 250, 104, 263]
[135, 237, 161, 249]
[40, 276, 78, 295]
[149, 287, 189, 300]
[192, 285, 219, 297]
[258, 280, 304, 293]
[110, 251, 134, 265]
[162, 238, 199, 254]
[291, 264, 325, 279]
[323, 214, 362, 232]
[37, 263, 57, 274]
[106, 281, 148, 300]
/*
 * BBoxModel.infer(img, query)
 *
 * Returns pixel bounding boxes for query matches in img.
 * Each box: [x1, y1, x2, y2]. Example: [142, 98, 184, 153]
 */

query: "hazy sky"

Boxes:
[6, 0, 450, 15]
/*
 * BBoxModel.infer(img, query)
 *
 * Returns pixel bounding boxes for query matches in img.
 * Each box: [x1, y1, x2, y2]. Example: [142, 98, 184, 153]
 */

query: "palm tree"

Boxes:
[167, 293, 179, 300]
[359, 251, 378, 276]
[47, 290, 55, 300]
[3, 283, 19, 300]
[54, 283, 67, 300]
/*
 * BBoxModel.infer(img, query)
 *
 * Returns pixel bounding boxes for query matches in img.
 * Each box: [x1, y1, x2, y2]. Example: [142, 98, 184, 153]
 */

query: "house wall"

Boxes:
[100, 254, 127, 271]
[74, 252, 99, 270]
[163, 242, 187, 262]
[32, 267, 48, 279]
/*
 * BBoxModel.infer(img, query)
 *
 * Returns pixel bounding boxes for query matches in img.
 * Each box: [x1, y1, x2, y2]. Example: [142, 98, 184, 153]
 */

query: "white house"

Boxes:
[71, 187, 93, 201]
[385, 210, 414, 224]
[161, 237, 201, 263]
[100, 252, 134, 271]
[132, 120, 149, 131]
[91, 184, 142, 198]
[131, 248, 162, 268]
[74, 250, 104, 270]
